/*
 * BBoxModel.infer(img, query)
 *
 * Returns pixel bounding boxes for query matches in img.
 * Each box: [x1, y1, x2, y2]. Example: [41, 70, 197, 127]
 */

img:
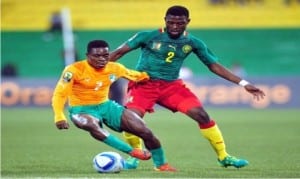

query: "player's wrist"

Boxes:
[238, 80, 250, 87]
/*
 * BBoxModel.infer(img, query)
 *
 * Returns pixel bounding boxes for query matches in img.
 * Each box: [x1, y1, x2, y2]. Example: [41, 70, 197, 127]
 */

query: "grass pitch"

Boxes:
[1, 107, 300, 178]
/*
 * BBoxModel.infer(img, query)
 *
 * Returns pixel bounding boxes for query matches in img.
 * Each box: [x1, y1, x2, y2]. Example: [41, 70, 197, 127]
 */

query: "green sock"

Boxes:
[103, 134, 132, 154]
[150, 147, 166, 167]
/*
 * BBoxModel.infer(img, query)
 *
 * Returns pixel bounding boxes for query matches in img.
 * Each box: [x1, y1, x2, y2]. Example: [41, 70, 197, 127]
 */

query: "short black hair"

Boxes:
[165, 5, 189, 18]
[87, 40, 109, 53]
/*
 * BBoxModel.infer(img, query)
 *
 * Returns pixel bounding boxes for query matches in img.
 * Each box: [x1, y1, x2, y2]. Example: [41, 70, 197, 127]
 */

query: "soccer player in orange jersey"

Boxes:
[52, 40, 176, 171]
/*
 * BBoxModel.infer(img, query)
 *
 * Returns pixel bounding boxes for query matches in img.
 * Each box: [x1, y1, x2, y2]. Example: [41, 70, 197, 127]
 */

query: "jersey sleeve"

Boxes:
[115, 63, 149, 82]
[51, 66, 75, 123]
[191, 36, 219, 65]
[126, 31, 151, 49]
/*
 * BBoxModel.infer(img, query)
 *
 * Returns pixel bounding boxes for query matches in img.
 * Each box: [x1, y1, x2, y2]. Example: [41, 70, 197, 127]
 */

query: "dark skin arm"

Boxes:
[109, 44, 131, 62]
[208, 63, 265, 100]
[109, 44, 265, 101]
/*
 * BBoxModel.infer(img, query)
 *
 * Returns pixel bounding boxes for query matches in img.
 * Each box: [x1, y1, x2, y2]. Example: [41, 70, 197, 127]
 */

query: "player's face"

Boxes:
[165, 15, 190, 39]
[87, 47, 109, 69]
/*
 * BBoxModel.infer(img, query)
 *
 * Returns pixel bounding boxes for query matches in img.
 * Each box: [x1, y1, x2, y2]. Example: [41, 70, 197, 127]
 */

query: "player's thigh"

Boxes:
[125, 81, 158, 114]
[159, 82, 202, 113]
[71, 114, 99, 129]
[120, 109, 150, 137]
[100, 100, 125, 132]
[69, 105, 102, 128]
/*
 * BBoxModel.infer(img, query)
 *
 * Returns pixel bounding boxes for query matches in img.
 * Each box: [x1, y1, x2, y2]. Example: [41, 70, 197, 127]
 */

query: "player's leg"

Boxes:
[184, 107, 228, 159]
[159, 80, 248, 168]
[185, 107, 249, 168]
[122, 133, 142, 169]
[122, 132, 142, 169]
[123, 132, 143, 149]
[122, 81, 158, 169]
[123, 108, 144, 150]
[110, 79, 143, 153]
[70, 114, 150, 160]
[121, 109, 176, 172]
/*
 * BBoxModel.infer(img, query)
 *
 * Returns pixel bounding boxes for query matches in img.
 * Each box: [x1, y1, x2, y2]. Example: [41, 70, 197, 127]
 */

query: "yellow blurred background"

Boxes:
[2, 0, 300, 30]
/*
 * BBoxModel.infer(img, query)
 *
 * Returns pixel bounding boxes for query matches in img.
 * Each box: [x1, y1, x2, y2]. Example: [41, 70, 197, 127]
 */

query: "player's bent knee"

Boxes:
[187, 107, 210, 124]
[71, 114, 99, 130]
[137, 128, 154, 139]
[89, 129, 108, 141]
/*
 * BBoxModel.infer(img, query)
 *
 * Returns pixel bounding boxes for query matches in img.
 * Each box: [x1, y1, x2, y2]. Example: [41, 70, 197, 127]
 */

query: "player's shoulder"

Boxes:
[184, 31, 200, 40]
[70, 60, 86, 70]
[64, 60, 86, 74]
[106, 62, 126, 70]
[136, 28, 163, 37]
[186, 32, 207, 47]
[106, 62, 128, 75]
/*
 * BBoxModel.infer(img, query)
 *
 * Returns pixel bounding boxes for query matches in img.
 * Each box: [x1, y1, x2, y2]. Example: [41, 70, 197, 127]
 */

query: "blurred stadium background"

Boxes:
[1, 0, 300, 108]
[1, 0, 300, 178]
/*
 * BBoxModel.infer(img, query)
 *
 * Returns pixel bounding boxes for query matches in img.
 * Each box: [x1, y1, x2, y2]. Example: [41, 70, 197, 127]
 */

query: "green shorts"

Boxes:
[68, 100, 125, 132]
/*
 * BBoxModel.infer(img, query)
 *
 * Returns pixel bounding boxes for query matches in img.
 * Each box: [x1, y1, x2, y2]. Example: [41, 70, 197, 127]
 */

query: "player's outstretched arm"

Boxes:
[244, 85, 265, 101]
[208, 63, 265, 101]
[109, 44, 132, 62]
[117, 63, 149, 82]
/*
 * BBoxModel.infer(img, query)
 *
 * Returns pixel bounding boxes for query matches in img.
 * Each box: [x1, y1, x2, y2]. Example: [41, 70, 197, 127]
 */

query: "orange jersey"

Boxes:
[52, 60, 149, 122]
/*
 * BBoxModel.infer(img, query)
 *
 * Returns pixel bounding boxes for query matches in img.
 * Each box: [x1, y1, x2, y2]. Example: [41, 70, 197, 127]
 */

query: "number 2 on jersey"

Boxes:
[165, 52, 175, 63]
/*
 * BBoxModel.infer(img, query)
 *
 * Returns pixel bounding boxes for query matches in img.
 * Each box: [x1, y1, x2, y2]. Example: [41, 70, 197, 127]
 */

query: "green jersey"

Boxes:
[126, 28, 218, 81]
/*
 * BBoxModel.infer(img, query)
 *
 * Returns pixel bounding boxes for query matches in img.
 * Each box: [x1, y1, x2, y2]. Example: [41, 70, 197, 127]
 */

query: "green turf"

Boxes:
[1, 108, 300, 178]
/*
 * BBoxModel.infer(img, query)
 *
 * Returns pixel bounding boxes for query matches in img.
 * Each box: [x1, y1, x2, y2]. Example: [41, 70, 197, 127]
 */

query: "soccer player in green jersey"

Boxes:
[110, 5, 265, 171]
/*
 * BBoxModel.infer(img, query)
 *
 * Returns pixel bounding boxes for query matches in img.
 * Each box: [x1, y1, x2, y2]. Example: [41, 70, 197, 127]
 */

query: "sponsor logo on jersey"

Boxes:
[182, 45, 192, 53]
[168, 44, 176, 51]
[62, 71, 73, 82]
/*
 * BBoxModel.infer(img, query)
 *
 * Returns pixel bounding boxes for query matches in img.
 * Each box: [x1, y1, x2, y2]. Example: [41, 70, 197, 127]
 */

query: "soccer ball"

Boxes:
[92, 151, 125, 173]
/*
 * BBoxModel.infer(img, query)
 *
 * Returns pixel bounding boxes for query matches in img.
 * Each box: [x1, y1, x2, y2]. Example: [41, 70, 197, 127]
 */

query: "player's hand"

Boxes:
[244, 84, 265, 101]
[136, 72, 150, 82]
[55, 120, 69, 130]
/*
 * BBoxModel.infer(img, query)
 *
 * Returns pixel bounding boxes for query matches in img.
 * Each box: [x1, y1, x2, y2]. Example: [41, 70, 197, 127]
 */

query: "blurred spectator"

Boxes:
[48, 11, 63, 33]
[284, 0, 300, 5]
[229, 61, 247, 78]
[1, 63, 18, 77]
[43, 11, 62, 41]
[209, 0, 226, 5]
[209, 0, 264, 6]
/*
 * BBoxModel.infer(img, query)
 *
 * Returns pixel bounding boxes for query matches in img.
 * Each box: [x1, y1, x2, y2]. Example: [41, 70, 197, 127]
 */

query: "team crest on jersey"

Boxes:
[109, 74, 117, 82]
[62, 71, 73, 82]
[182, 45, 192, 53]
[151, 42, 161, 50]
